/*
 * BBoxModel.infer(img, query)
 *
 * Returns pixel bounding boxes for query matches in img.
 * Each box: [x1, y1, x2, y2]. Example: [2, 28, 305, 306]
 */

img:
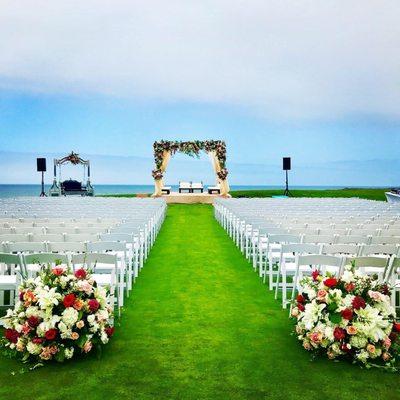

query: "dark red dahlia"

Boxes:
[105, 326, 115, 337]
[334, 327, 346, 341]
[45, 329, 58, 341]
[324, 278, 338, 288]
[88, 299, 100, 313]
[74, 268, 87, 279]
[341, 308, 353, 321]
[352, 296, 366, 310]
[63, 293, 76, 308]
[4, 328, 19, 344]
[27, 316, 40, 328]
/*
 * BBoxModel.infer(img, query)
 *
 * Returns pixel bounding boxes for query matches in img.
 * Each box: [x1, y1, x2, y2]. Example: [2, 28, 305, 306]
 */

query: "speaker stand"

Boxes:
[40, 171, 47, 197]
[283, 170, 292, 197]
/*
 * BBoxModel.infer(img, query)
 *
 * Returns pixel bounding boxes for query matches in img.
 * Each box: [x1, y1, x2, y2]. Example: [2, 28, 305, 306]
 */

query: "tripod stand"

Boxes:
[283, 169, 292, 197]
[40, 171, 47, 197]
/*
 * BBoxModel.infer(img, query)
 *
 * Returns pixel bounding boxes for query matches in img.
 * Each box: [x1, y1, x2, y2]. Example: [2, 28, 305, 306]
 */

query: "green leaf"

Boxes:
[329, 312, 342, 324]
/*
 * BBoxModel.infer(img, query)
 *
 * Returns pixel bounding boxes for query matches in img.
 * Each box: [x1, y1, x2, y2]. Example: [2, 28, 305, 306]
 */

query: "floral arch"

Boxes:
[151, 140, 230, 197]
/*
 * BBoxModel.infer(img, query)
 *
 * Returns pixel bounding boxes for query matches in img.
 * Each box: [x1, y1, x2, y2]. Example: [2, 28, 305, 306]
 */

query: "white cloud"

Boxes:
[0, 0, 399, 119]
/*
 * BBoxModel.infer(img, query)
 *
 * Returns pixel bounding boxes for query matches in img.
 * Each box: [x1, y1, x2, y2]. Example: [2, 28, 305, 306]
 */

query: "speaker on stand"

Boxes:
[283, 157, 292, 197]
[37, 158, 47, 197]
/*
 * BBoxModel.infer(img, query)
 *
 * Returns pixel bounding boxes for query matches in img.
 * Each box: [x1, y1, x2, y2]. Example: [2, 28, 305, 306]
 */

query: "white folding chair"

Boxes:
[23, 252, 69, 277]
[0, 253, 25, 306]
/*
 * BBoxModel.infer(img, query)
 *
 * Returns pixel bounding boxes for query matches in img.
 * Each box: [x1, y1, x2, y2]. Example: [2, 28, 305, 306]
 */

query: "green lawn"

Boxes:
[230, 188, 389, 201]
[0, 205, 398, 399]
[98, 188, 390, 201]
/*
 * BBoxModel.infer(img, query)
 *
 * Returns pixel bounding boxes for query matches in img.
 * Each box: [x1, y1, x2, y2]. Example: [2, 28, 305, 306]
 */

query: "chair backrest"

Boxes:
[344, 256, 389, 269]
[322, 243, 360, 256]
[32, 234, 65, 242]
[302, 234, 336, 244]
[46, 227, 77, 234]
[371, 236, 400, 245]
[87, 241, 126, 253]
[47, 242, 86, 253]
[71, 252, 117, 267]
[281, 243, 321, 255]
[0, 252, 26, 277]
[191, 182, 203, 189]
[7, 242, 47, 253]
[64, 234, 99, 242]
[99, 233, 134, 243]
[179, 181, 191, 188]
[24, 252, 69, 266]
[297, 254, 343, 268]
[360, 244, 398, 256]
[0, 234, 30, 243]
[336, 235, 369, 245]
[268, 234, 301, 244]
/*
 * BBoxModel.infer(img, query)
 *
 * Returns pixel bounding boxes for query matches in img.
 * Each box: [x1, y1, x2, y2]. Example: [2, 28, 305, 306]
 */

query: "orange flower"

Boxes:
[73, 299, 84, 311]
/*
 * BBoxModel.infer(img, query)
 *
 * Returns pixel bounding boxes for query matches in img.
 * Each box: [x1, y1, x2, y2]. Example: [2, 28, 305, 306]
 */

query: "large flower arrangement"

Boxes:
[292, 264, 400, 370]
[1, 265, 114, 366]
[152, 140, 227, 180]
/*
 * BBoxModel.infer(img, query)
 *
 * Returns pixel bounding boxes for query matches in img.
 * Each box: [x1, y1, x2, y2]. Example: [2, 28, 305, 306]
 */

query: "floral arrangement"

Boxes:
[217, 168, 229, 181]
[292, 263, 400, 370]
[152, 140, 228, 180]
[1, 265, 114, 367]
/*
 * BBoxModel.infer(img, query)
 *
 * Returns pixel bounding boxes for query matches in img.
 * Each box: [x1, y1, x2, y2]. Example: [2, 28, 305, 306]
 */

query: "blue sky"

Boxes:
[0, 1, 399, 186]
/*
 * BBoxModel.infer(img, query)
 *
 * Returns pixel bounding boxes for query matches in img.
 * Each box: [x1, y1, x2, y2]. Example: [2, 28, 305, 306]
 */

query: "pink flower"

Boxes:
[83, 341, 92, 353]
[291, 307, 299, 318]
[346, 326, 358, 335]
[382, 352, 391, 362]
[52, 267, 64, 276]
[317, 290, 327, 302]
[310, 332, 323, 344]
[367, 344, 376, 354]
[71, 332, 79, 340]
[76, 320, 84, 329]
[368, 290, 384, 302]
[303, 341, 312, 350]
[77, 280, 93, 295]
[383, 337, 391, 350]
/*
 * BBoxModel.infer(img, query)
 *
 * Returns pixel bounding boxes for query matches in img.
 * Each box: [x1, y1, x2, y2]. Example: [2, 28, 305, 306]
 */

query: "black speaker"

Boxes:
[37, 158, 46, 172]
[283, 157, 291, 171]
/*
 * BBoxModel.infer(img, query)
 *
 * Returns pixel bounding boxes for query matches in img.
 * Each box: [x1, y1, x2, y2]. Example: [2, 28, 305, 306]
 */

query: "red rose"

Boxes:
[45, 329, 58, 341]
[105, 326, 115, 337]
[63, 293, 76, 308]
[88, 299, 100, 313]
[27, 316, 40, 328]
[4, 328, 19, 344]
[32, 337, 44, 344]
[324, 278, 338, 288]
[334, 327, 346, 341]
[352, 296, 366, 310]
[341, 343, 351, 352]
[296, 294, 305, 303]
[389, 332, 398, 341]
[341, 308, 353, 321]
[19, 291, 25, 301]
[345, 283, 355, 292]
[75, 268, 87, 279]
[311, 270, 320, 281]
[297, 303, 305, 312]
[52, 267, 64, 276]
[393, 323, 400, 332]
[381, 284, 390, 296]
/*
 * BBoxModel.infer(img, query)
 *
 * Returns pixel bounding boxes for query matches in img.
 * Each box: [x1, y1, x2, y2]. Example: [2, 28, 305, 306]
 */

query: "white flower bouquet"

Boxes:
[1, 264, 114, 367]
[292, 263, 400, 370]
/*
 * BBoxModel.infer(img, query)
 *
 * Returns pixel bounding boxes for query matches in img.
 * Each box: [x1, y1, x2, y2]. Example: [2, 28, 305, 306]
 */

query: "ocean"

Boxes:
[0, 184, 353, 198]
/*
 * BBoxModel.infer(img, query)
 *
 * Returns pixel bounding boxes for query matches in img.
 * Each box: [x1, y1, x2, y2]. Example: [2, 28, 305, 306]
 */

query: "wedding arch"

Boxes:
[151, 140, 230, 197]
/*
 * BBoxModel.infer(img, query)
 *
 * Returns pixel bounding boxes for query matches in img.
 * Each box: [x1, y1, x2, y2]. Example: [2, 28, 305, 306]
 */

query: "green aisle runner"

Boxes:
[0, 205, 398, 400]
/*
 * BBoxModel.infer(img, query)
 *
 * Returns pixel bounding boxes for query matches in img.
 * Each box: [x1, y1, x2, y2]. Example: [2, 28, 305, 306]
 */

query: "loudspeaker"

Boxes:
[283, 157, 291, 171]
[37, 158, 46, 172]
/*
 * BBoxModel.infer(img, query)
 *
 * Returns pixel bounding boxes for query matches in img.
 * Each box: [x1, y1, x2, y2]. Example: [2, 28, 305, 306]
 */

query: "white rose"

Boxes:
[64, 347, 74, 359]
[27, 342, 42, 355]
[61, 307, 79, 327]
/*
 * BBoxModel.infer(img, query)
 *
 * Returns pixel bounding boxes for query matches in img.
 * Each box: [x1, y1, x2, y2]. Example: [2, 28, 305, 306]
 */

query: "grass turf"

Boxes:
[0, 204, 399, 399]
[98, 188, 390, 201]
